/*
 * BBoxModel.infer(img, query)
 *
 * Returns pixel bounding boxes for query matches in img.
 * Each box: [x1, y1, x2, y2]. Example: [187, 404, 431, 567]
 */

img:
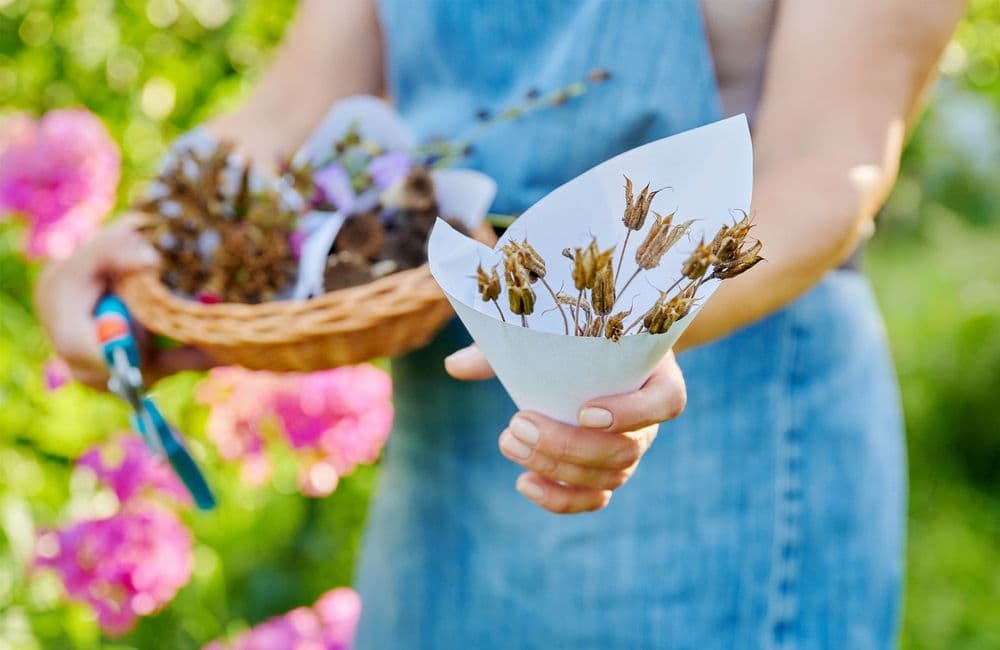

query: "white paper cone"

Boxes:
[428, 115, 753, 423]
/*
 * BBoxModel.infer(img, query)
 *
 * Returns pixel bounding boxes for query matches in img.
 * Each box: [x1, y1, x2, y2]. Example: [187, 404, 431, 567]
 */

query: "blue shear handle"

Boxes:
[143, 399, 217, 511]
[95, 295, 140, 368]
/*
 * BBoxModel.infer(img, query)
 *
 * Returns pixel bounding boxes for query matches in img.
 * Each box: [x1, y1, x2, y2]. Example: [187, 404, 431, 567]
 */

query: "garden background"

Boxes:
[1, 1, 999, 648]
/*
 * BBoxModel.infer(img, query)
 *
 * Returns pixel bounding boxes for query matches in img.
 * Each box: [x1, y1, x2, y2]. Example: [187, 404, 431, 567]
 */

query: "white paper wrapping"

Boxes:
[429, 114, 753, 423]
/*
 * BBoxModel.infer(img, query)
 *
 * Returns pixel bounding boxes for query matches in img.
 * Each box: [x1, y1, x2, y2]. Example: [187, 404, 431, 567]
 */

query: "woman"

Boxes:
[37, 1, 964, 647]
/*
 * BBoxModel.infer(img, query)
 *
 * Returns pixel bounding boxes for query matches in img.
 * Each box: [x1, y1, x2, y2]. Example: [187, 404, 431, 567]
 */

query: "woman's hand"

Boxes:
[34, 214, 213, 389]
[445, 345, 686, 514]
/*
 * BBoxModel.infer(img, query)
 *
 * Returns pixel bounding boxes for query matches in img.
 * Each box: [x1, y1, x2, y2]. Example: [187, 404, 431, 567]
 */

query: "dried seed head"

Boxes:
[642, 294, 676, 335]
[517, 239, 546, 280]
[570, 238, 614, 291]
[727, 211, 753, 243]
[622, 177, 659, 231]
[633, 211, 693, 270]
[591, 258, 616, 315]
[503, 239, 547, 283]
[605, 310, 631, 342]
[508, 284, 536, 316]
[477, 264, 501, 302]
[711, 239, 764, 279]
[681, 238, 715, 280]
[670, 284, 698, 320]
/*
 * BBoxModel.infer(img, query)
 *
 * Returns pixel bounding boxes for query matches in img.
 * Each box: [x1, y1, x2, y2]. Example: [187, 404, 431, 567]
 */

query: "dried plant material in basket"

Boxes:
[118, 96, 498, 371]
[117, 221, 496, 371]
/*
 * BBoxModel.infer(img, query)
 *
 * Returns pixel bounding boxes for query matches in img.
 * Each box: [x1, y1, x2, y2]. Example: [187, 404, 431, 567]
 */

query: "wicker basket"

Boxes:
[117, 224, 496, 372]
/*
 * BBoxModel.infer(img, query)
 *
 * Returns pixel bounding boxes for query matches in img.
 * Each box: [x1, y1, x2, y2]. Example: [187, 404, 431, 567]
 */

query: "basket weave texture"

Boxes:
[119, 219, 495, 372]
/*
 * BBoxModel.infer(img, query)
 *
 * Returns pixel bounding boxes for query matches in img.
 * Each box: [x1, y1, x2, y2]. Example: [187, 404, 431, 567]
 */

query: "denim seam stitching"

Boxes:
[763, 318, 805, 650]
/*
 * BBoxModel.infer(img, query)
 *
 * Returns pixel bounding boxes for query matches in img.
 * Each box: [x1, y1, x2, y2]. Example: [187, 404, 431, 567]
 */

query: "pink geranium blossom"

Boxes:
[34, 505, 194, 636]
[196, 365, 393, 497]
[204, 587, 361, 650]
[0, 109, 120, 259]
[76, 435, 191, 506]
[43, 356, 72, 391]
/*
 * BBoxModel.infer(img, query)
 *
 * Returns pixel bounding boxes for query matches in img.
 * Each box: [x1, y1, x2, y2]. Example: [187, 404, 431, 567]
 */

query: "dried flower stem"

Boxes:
[492, 299, 506, 322]
[538, 277, 569, 334]
[615, 230, 632, 284]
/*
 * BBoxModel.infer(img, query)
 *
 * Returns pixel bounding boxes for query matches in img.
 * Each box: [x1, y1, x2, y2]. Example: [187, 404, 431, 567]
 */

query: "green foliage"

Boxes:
[1, 0, 1000, 648]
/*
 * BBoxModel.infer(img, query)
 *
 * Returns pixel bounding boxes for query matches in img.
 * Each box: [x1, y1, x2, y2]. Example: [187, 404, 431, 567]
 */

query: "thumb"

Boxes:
[82, 214, 160, 274]
[444, 344, 495, 381]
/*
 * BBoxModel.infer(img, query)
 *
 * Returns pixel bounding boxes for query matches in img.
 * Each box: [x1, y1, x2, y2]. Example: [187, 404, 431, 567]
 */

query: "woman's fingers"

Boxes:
[578, 351, 687, 434]
[503, 413, 657, 471]
[500, 430, 636, 489]
[35, 215, 160, 389]
[444, 344, 496, 380]
[515, 472, 612, 514]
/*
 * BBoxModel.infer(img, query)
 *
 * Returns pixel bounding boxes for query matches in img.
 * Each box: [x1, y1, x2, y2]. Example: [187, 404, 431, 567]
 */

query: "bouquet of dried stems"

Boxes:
[477, 176, 763, 341]
[427, 114, 756, 423]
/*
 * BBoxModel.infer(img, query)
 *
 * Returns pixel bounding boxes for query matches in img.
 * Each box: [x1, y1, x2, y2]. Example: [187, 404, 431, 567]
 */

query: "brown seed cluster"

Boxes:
[137, 141, 298, 303]
[477, 176, 764, 340]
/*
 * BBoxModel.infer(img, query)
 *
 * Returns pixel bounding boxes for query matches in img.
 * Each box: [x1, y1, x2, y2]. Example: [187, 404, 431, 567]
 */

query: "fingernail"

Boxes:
[509, 416, 540, 445]
[516, 475, 544, 500]
[578, 407, 614, 428]
[444, 347, 477, 367]
[500, 431, 532, 459]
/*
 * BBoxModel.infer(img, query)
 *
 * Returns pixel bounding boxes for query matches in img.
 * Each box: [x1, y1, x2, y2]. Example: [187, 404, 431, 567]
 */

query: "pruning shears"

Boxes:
[94, 295, 216, 510]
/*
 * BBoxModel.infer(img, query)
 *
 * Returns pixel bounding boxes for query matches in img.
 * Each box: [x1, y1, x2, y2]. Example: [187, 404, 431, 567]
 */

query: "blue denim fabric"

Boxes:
[357, 2, 906, 648]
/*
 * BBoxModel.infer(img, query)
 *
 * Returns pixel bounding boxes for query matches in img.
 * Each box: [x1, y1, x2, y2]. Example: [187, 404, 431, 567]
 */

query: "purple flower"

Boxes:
[34, 505, 194, 636]
[0, 109, 120, 259]
[312, 163, 355, 212]
[368, 152, 412, 188]
[77, 435, 191, 506]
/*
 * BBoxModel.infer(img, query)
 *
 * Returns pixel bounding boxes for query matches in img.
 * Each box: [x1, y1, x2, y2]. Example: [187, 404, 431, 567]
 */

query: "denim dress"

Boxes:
[355, 2, 907, 648]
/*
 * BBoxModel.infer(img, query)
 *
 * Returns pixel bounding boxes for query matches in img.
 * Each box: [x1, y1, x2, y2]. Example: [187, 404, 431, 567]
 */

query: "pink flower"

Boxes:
[77, 435, 191, 506]
[35, 505, 194, 636]
[272, 367, 393, 497]
[204, 587, 361, 650]
[0, 109, 120, 259]
[196, 366, 393, 497]
[195, 367, 285, 486]
[43, 356, 72, 391]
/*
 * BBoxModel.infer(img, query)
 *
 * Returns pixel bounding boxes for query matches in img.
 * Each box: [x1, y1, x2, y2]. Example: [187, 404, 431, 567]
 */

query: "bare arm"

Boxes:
[206, 0, 384, 164]
[677, 0, 966, 350]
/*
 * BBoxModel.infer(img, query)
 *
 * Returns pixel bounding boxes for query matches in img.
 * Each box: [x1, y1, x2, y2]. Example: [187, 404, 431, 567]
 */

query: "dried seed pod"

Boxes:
[516, 240, 546, 280]
[622, 177, 659, 231]
[503, 240, 546, 282]
[508, 284, 536, 316]
[335, 211, 385, 259]
[642, 294, 676, 335]
[605, 310, 631, 342]
[570, 238, 608, 291]
[711, 239, 764, 279]
[681, 238, 715, 281]
[670, 284, 698, 321]
[591, 258, 616, 315]
[635, 210, 687, 270]
[476, 263, 501, 302]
